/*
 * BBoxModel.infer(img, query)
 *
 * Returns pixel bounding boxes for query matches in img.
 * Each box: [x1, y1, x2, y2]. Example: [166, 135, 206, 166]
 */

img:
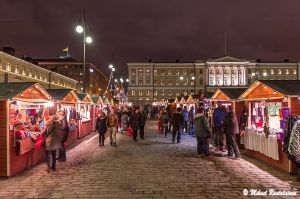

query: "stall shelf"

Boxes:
[46, 89, 79, 148]
[77, 93, 94, 138]
[0, 82, 53, 177]
[238, 80, 300, 173]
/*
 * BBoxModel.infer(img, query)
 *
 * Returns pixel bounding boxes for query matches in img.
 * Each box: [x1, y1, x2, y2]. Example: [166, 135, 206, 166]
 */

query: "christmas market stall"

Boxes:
[210, 88, 248, 145]
[77, 93, 94, 138]
[238, 80, 300, 173]
[0, 82, 52, 177]
[46, 89, 79, 147]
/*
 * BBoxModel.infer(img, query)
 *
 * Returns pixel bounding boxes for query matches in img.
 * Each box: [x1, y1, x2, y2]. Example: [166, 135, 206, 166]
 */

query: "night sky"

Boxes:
[1, 0, 300, 78]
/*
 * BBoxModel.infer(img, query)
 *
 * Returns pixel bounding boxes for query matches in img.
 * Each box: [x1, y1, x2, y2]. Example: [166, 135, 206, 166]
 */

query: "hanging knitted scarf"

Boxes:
[287, 120, 300, 163]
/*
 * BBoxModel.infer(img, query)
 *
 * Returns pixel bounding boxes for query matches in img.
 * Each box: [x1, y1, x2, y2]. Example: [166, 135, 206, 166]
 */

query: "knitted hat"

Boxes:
[13, 120, 23, 127]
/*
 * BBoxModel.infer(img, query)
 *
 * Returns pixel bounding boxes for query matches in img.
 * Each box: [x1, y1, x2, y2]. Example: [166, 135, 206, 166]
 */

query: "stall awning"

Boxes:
[91, 95, 100, 104]
[0, 82, 52, 102]
[211, 88, 247, 101]
[238, 80, 300, 100]
[77, 93, 93, 104]
[46, 89, 78, 103]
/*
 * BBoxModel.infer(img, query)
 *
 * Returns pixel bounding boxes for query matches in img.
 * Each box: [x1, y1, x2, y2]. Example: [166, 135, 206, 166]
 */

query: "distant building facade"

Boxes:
[127, 56, 299, 103]
[0, 51, 77, 89]
[34, 59, 109, 96]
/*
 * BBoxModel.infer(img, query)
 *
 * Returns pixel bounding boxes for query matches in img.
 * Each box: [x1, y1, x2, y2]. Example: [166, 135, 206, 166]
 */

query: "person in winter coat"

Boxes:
[194, 107, 211, 157]
[42, 115, 62, 172]
[182, 106, 189, 133]
[130, 108, 141, 142]
[189, 106, 195, 134]
[172, 108, 184, 144]
[162, 110, 169, 138]
[213, 102, 226, 151]
[223, 111, 240, 159]
[57, 110, 69, 162]
[107, 108, 118, 146]
[158, 109, 163, 133]
[96, 112, 107, 147]
[139, 107, 147, 139]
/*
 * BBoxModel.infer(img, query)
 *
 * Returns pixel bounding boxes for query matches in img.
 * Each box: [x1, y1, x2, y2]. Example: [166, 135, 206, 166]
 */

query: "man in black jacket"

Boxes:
[139, 106, 147, 139]
[172, 108, 184, 144]
[57, 110, 69, 162]
[130, 108, 141, 142]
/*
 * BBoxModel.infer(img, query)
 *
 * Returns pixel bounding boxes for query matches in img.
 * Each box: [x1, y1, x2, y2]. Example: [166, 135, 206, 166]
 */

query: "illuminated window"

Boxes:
[146, 90, 150, 96]
[131, 90, 135, 96]
[278, 69, 281, 75]
[270, 69, 274, 75]
[138, 90, 143, 96]
[161, 80, 164, 86]
[286, 69, 289, 75]
[15, 65, 19, 74]
[154, 69, 157, 75]
[161, 89, 165, 96]
[293, 69, 297, 75]
[168, 70, 172, 75]
[168, 80, 172, 85]
[154, 90, 157, 96]
[28, 70, 32, 77]
[6, 62, 11, 71]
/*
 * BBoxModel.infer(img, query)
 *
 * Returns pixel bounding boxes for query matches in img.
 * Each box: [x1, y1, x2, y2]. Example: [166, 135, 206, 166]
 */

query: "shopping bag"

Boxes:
[126, 127, 133, 136]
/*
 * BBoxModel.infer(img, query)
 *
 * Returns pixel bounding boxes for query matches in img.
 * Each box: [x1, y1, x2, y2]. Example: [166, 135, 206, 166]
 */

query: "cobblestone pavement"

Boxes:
[0, 121, 300, 198]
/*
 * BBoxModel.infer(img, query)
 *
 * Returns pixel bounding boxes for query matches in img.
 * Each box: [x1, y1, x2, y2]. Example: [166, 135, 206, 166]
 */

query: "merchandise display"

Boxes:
[12, 102, 47, 155]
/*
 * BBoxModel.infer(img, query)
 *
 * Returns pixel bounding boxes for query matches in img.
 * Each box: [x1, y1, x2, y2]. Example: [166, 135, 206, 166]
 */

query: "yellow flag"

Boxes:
[62, 47, 68, 52]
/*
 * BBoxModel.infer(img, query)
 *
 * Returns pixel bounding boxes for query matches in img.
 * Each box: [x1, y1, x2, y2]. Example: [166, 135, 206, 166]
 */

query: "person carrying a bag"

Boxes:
[42, 115, 62, 172]
[194, 107, 212, 157]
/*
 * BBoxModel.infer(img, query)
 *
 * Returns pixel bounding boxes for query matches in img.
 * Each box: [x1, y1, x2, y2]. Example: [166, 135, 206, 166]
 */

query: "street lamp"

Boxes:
[109, 64, 114, 69]
[126, 78, 129, 82]
[75, 11, 93, 93]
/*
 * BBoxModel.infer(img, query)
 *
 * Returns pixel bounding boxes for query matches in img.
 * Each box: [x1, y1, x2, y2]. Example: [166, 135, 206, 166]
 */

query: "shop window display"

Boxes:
[12, 101, 47, 155]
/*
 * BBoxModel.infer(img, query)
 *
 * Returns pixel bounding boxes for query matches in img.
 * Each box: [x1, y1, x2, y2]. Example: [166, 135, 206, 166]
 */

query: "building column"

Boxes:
[237, 67, 241, 86]
[222, 66, 225, 86]
[214, 66, 217, 86]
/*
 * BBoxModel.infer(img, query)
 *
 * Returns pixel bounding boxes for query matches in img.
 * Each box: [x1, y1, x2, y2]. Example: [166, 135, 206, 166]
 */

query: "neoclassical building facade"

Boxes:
[0, 51, 78, 89]
[127, 56, 299, 103]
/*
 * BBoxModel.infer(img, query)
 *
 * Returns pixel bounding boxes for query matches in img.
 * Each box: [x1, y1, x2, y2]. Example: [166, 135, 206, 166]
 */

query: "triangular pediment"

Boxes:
[209, 56, 246, 63]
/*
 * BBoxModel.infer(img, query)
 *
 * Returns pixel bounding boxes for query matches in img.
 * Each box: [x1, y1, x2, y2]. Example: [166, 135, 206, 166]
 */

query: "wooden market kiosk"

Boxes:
[46, 89, 79, 148]
[238, 80, 300, 173]
[0, 82, 53, 177]
[77, 93, 94, 138]
[210, 88, 247, 145]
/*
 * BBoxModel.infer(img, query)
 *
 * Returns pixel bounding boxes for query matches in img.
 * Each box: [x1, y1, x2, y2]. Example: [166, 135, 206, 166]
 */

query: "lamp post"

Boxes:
[75, 11, 93, 93]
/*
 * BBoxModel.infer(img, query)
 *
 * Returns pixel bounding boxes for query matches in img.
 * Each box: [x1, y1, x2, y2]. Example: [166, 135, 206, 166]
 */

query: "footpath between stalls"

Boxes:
[0, 82, 108, 178]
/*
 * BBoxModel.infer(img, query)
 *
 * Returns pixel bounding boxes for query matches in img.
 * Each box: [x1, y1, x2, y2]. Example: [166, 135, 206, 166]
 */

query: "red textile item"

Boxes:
[34, 135, 43, 149]
[126, 127, 133, 136]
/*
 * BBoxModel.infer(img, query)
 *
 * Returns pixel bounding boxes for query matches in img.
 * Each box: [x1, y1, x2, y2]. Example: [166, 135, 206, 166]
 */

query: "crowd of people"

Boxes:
[40, 102, 241, 173]
[155, 102, 240, 159]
